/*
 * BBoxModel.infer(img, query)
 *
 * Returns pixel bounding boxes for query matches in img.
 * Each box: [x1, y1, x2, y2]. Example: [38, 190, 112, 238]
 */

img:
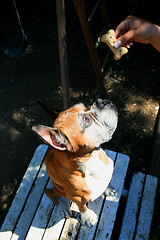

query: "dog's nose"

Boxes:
[96, 99, 112, 110]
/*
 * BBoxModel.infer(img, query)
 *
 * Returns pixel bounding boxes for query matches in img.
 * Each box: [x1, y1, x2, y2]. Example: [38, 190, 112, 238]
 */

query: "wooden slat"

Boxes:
[42, 195, 71, 240]
[119, 172, 145, 240]
[42, 206, 66, 240]
[0, 144, 48, 240]
[25, 180, 54, 240]
[119, 173, 158, 240]
[135, 175, 158, 240]
[94, 153, 130, 240]
[11, 162, 49, 240]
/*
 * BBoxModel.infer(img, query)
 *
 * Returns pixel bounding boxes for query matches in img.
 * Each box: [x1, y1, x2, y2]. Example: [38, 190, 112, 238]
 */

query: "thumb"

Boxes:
[114, 29, 135, 48]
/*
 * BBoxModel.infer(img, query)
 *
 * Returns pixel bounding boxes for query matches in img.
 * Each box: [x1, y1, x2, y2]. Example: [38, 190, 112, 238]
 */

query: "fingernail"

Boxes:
[113, 40, 122, 48]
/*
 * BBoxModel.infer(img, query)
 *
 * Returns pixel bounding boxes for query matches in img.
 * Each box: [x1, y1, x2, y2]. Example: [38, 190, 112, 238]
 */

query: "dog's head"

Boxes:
[32, 99, 118, 153]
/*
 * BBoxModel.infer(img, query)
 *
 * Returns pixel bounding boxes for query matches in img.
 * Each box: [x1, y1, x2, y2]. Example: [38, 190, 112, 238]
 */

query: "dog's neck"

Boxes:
[68, 147, 100, 163]
[49, 146, 100, 164]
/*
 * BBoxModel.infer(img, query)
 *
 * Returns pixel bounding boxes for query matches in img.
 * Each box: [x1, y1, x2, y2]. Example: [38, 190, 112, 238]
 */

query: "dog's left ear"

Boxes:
[37, 101, 59, 121]
[32, 125, 71, 151]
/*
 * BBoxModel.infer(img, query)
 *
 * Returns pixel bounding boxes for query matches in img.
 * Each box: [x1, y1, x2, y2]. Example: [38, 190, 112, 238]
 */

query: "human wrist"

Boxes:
[150, 25, 160, 51]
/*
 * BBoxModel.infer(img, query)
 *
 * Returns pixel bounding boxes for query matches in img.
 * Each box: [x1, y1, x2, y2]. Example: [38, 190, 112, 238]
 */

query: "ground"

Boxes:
[0, 0, 160, 238]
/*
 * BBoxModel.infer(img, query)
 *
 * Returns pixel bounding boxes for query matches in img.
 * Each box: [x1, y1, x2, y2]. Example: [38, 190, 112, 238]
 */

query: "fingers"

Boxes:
[114, 29, 135, 47]
[114, 21, 127, 39]
[115, 16, 133, 38]
[114, 15, 136, 48]
[114, 30, 135, 48]
[114, 15, 157, 49]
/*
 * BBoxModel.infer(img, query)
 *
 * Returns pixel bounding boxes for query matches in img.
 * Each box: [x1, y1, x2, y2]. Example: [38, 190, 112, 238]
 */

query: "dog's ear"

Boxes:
[32, 125, 71, 151]
[37, 101, 59, 121]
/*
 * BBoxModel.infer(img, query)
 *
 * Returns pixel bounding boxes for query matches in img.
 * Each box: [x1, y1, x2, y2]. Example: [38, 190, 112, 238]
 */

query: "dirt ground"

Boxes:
[0, 0, 160, 238]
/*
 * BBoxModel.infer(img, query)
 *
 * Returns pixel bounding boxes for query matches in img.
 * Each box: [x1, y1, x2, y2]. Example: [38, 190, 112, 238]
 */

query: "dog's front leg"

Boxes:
[77, 203, 98, 228]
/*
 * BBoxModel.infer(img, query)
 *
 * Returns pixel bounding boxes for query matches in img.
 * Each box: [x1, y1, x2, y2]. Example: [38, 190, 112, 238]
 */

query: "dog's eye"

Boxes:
[84, 115, 92, 127]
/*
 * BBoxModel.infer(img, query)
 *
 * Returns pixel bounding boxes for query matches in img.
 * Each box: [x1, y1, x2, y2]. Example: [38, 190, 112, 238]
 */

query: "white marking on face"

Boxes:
[77, 150, 114, 201]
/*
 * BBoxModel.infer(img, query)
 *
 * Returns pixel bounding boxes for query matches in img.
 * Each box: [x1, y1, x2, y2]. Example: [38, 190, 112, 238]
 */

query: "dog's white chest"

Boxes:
[77, 150, 113, 201]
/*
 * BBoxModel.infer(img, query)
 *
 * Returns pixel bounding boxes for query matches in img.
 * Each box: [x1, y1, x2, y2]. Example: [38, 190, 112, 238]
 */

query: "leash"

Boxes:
[0, 0, 31, 58]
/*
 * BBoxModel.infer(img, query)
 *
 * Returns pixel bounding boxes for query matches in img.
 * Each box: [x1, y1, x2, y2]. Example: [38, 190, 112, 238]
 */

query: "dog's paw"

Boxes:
[80, 209, 98, 228]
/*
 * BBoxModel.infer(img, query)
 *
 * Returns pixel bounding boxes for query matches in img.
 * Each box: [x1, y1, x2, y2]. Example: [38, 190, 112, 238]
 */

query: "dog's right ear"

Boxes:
[32, 125, 71, 151]
[37, 101, 59, 121]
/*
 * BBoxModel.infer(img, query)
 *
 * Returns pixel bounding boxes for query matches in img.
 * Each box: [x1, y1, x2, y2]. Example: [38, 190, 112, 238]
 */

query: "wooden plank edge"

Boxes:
[94, 152, 130, 239]
[0, 144, 48, 240]
[135, 175, 158, 240]
[25, 180, 55, 240]
[10, 163, 49, 240]
[119, 172, 145, 240]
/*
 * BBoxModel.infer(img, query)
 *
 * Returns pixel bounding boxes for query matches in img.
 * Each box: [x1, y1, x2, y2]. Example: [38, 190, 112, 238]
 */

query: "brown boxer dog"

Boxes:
[32, 99, 118, 227]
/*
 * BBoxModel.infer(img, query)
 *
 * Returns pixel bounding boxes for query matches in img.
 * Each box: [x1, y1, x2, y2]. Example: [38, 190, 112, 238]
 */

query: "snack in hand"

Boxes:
[101, 29, 128, 60]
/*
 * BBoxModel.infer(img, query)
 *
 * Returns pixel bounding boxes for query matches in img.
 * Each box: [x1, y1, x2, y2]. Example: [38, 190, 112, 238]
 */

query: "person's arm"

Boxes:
[114, 15, 160, 51]
[150, 25, 160, 51]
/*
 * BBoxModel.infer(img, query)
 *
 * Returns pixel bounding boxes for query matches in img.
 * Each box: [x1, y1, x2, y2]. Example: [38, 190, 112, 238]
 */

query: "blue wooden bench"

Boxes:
[0, 144, 158, 240]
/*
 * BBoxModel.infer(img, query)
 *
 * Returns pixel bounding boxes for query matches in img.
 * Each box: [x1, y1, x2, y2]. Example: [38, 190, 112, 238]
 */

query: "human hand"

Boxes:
[114, 16, 159, 49]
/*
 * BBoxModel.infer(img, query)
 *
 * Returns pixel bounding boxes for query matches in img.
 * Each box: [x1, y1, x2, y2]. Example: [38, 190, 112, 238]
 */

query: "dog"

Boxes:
[32, 99, 118, 227]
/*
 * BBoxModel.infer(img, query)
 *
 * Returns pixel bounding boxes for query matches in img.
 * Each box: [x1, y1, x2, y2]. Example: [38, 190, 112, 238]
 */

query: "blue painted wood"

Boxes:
[119, 173, 158, 240]
[0, 144, 48, 240]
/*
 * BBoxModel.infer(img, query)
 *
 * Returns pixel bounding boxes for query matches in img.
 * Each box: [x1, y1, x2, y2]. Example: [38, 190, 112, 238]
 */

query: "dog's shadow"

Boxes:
[45, 204, 81, 239]
[28, 193, 105, 239]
